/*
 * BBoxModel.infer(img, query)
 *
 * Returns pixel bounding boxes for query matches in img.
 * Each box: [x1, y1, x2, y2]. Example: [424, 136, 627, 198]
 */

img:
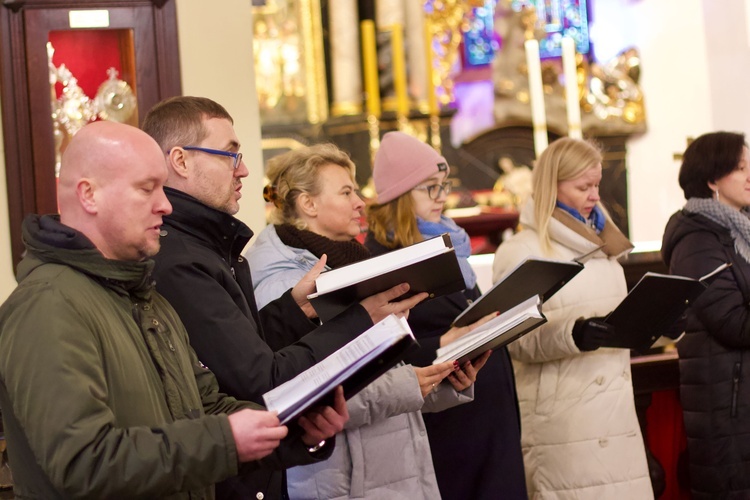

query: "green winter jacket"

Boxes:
[0, 215, 317, 499]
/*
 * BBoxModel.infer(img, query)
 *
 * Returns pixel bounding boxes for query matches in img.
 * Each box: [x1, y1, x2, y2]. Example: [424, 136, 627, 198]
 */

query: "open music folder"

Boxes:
[308, 233, 465, 322]
[435, 295, 547, 365]
[262, 314, 417, 424]
[451, 248, 598, 327]
[603, 262, 731, 352]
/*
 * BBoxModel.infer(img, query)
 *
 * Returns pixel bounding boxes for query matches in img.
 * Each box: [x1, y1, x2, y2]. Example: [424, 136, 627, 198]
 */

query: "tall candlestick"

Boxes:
[361, 19, 381, 117]
[404, 0, 427, 104]
[329, 0, 362, 115]
[561, 37, 583, 139]
[424, 20, 439, 116]
[525, 38, 548, 158]
[391, 23, 409, 116]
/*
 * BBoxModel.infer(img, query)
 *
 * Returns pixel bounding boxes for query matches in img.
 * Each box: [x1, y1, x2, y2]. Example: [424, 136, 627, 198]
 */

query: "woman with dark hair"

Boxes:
[662, 131, 750, 497]
[365, 132, 527, 500]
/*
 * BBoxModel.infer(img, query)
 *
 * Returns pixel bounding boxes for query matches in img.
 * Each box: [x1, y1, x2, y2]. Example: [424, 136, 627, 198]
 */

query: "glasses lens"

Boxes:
[235, 152, 243, 169]
[427, 182, 451, 200]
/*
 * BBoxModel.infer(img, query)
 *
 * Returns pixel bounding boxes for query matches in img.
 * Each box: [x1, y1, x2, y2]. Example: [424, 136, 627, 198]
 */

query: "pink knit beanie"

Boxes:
[373, 131, 449, 204]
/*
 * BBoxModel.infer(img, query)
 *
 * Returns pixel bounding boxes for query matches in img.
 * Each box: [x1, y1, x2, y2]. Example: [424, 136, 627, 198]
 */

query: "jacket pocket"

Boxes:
[732, 361, 741, 418]
[535, 362, 559, 415]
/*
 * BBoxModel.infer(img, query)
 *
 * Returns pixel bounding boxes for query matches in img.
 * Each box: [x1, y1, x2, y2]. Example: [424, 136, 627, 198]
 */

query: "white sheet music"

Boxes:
[263, 314, 414, 423]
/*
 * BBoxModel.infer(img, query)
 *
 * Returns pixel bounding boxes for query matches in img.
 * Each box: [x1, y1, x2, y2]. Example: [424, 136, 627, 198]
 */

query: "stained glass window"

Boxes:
[511, 0, 590, 58]
[462, 0, 498, 67]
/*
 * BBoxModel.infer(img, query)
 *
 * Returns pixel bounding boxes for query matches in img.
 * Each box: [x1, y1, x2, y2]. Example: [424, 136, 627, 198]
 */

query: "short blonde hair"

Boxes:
[532, 138, 608, 254]
[265, 143, 356, 228]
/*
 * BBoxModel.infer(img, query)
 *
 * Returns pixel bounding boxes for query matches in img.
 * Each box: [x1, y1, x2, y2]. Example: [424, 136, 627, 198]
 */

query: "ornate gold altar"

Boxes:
[251, 0, 647, 237]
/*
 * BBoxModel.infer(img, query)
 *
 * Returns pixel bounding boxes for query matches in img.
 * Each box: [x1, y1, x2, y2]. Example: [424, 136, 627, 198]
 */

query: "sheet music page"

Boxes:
[435, 295, 542, 363]
[700, 262, 731, 282]
[314, 234, 450, 294]
[263, 315, 413, 420]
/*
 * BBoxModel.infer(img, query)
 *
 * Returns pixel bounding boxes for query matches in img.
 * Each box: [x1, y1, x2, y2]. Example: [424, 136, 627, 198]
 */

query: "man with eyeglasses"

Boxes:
[142, 96, 425, 500]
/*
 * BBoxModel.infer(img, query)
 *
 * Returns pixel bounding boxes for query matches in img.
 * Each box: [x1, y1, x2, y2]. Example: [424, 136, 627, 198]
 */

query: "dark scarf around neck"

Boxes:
[275, 224, 370, 268]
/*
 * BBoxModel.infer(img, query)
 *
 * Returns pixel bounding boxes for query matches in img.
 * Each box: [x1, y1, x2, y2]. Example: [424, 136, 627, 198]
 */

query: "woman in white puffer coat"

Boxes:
[492, 138, 653, 499]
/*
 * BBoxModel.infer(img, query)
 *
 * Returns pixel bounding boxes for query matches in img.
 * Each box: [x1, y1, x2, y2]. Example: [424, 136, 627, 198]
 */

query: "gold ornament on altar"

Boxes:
[491, 1, 647, 136]
[251, 0, 327, 125]
[95, 68, 137, 122]
[424, 0, 485, 108]
[584, 47, 645, 126]
[48, 42, 137, 176]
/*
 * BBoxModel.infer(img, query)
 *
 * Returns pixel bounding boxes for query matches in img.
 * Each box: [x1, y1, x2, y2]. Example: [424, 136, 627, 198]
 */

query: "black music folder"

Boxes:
[308, 234, 465, 322]
[452, 254, 589, 327]
[603, 263, 730, 352]
[435, 295, 547, 364]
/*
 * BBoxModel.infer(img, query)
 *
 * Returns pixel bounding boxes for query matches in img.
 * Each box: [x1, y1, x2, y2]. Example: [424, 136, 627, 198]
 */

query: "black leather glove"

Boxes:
[572, 317, 615, 352]
[663, 311, 688, 340]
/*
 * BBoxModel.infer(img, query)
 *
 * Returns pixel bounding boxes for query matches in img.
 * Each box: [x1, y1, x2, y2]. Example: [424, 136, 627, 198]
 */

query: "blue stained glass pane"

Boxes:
[510, 0, 590, 58]
[463, 1, 498, 67]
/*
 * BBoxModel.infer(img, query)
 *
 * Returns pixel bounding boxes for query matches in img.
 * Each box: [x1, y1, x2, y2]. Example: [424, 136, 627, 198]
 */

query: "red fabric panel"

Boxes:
[48, 30, 124, 99]
[646, 390, 691, 499]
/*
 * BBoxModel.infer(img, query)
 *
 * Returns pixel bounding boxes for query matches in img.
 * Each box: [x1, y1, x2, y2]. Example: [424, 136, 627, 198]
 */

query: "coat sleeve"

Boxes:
[669, 230, 750, 349]
[421, 381, 474, 414]
[259, 289, 317, 352]
[155, 260, 372, 405]
[493, 238, 581, 363]
[189, 333, 336, 472]
[252, 256, 307, 311]
[343, 364, 425, 428]
[0, 287, 241, 499]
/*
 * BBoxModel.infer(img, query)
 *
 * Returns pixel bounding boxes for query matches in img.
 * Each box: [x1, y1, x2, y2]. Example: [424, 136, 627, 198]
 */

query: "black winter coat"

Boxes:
[364, 233, 527, 500]
[153, 188, 373, 500]
[662, 210, 750, 498]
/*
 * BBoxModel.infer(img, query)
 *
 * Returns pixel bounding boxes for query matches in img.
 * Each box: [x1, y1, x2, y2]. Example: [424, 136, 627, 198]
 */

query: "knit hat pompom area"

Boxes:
[373, 131, 449, 204]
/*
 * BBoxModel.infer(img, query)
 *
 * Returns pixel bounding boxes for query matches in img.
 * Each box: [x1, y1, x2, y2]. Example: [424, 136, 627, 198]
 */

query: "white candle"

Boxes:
[561, 37, 583, 139]
[525, 39, 548, 158]
[329, 0, 362, 115]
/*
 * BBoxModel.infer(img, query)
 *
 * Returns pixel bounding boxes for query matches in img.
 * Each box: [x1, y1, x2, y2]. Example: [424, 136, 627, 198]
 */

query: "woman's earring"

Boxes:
[714, 189, 721, 202]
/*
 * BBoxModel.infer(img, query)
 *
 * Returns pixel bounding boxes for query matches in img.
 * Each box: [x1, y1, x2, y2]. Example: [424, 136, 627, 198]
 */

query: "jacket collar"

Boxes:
[19, 214, 155, 299]
[519, 198, 633, 259]
[162, 187, 254, 258]
[662, 210, 733, 266]
[552, 208, 634, 258]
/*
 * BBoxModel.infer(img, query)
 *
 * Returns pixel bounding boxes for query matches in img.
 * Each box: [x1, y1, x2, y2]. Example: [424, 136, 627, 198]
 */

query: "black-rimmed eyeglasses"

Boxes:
[413, 180, 452, 200]
[181, 146, 243, 170]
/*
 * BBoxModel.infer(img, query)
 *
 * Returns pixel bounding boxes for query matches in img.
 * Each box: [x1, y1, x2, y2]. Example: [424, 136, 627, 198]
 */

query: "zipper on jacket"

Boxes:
[230, 266, 236, 281]
[732, 361, 741, 418]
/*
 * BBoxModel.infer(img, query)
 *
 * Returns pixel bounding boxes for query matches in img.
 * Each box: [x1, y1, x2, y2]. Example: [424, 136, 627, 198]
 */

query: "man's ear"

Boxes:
[77, 179, 98, 214]
[297, 192, 317, 217]
[167, 147, 190, 180]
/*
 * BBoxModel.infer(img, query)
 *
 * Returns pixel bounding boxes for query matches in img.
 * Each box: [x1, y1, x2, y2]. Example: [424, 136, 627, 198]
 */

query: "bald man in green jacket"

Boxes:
[0, 121, 348, 499]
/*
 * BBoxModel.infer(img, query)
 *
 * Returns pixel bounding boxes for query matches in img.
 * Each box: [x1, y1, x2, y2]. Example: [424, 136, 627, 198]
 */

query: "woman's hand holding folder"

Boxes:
[439, 312, 499, 347]
[359, 283, 429, 324]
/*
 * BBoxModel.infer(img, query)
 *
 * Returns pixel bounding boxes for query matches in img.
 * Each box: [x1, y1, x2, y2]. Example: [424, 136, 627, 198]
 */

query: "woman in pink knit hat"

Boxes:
[365, 131, 527, 500]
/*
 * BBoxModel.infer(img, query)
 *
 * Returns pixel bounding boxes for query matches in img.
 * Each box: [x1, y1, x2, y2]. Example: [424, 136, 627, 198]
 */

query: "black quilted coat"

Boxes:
[662, 210, 750, 499]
